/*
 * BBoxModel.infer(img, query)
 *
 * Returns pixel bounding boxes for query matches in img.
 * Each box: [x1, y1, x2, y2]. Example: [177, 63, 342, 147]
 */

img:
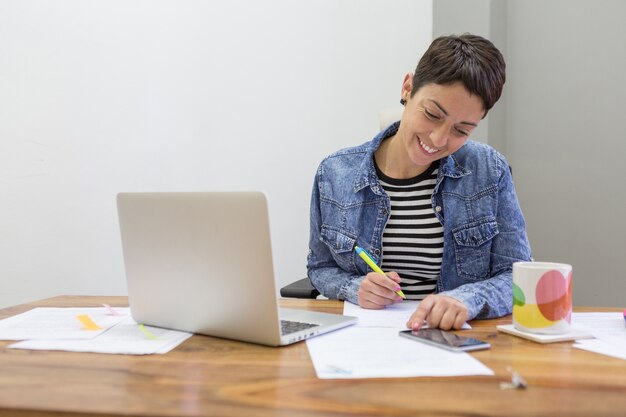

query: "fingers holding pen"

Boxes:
[358, 271, 403, 309]
[354, 246, 405, 309]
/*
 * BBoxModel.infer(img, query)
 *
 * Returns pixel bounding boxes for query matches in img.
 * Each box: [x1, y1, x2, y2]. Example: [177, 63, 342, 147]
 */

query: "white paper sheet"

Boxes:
[572, 312, 626, 340]
[573, 339, 626, 360]
[9, 317, 192, 355]
[306, 301, 489, 379]
[306, 325, 493, 379]
[572, 312, 626, 360]
[0, 307, 192, 355]
[343, 301, 471, 329]
[0, 307, 129, 340]
[343, 300, 420, 328]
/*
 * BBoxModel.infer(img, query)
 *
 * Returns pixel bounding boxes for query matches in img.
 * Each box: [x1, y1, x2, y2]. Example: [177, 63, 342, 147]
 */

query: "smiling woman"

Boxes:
[307, 34, 532, 331]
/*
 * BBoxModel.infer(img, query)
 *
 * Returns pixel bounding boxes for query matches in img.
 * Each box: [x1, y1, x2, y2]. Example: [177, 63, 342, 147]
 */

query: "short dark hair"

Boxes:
[411, 34, 505, 116]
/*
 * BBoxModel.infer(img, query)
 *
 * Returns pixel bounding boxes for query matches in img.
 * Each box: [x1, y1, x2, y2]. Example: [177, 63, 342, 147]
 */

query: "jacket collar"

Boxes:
[353, 122, 397, 193]
[439, 152, 471, 178]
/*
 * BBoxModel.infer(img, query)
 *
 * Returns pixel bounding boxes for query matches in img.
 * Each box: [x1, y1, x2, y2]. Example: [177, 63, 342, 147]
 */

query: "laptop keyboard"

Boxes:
[280, 319, 319, 335]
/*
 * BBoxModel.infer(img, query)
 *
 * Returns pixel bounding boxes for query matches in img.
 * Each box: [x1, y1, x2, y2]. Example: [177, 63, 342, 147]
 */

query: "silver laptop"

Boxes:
[116, 191, 356, 346]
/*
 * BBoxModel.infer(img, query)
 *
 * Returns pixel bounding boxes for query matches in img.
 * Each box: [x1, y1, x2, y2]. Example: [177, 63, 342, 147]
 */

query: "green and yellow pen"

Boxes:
[355, 246, 406, 299]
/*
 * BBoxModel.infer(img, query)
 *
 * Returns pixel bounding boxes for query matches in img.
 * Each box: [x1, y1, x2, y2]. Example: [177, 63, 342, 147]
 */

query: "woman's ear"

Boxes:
[401, 73, 413, 103]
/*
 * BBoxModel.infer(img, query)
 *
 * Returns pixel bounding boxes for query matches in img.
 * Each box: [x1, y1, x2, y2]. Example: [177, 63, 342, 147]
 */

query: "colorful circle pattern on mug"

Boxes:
[513, 269, 572, 329]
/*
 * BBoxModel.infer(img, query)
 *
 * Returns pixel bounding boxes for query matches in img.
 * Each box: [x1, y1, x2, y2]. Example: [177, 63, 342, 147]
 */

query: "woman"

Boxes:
[307, 34, 531, 330]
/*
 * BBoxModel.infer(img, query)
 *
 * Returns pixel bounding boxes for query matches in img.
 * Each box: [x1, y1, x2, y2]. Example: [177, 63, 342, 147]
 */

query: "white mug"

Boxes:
[512, 261, 572, 334]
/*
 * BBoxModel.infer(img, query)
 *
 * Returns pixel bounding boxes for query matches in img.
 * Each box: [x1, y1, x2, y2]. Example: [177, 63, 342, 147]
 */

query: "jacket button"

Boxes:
[435, 206, 442, 212]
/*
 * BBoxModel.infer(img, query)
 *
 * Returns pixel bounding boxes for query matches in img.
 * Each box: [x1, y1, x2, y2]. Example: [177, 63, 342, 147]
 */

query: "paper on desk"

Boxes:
[343, 301, 471, 329]
[572, 312, 626, 340]
[306, 301, 489, 379]
[306, 326, 493, 379]
[573, 339, 626, 360]
[8, 316, 192, 355]
[572, 312, 626, 360]
[0, 308, 130, 340]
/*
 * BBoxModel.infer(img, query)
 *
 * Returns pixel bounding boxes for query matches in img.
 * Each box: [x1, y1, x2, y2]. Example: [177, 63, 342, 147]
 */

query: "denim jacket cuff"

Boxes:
[339, 276, 365, 305]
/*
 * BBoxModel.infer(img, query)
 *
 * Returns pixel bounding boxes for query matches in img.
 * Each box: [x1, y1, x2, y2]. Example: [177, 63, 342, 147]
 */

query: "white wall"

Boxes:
[0, 0, 433, 308]
[434, 0, 626, 307]
[506, 0, 626, 307]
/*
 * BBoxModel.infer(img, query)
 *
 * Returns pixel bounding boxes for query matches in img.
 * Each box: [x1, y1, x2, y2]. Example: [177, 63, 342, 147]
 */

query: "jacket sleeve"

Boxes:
[306, 164, 364, 305]
[439, 156, 532, 320]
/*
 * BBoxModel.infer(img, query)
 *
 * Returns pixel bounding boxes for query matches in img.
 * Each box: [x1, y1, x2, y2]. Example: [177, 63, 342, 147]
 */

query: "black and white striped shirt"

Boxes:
[375, 161, 443, 300]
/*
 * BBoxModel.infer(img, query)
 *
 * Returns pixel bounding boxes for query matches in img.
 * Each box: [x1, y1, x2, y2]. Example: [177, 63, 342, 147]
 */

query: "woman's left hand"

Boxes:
[406, 294, 468, 330]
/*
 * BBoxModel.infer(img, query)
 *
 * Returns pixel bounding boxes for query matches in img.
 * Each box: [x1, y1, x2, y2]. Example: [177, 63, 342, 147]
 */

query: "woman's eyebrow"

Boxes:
[428, 99, 449, 116]
[428, 99, 478, 127]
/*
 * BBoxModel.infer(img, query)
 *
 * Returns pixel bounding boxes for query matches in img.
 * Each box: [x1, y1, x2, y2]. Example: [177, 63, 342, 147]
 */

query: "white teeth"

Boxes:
[419, 138, 439, 154]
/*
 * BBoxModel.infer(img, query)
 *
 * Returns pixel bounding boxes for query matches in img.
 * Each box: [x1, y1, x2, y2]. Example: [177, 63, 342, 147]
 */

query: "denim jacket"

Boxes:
[307, 122, 532, 320]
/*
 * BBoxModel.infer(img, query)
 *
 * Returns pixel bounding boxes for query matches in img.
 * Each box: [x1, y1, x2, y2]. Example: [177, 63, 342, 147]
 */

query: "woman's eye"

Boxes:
[454, 128, 469, 137]
[423, 109, 441, 121]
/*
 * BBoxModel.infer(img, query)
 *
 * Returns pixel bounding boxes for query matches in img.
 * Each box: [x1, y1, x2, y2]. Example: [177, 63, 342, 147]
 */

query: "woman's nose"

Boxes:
[429, 125, 449, 148]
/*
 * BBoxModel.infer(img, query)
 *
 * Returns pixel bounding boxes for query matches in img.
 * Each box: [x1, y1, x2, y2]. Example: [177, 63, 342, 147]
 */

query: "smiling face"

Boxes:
[384, 78, 485, 178]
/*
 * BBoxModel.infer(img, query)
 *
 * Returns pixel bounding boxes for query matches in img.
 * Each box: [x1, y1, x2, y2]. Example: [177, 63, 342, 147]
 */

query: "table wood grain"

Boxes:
[0, 296, 625, 417]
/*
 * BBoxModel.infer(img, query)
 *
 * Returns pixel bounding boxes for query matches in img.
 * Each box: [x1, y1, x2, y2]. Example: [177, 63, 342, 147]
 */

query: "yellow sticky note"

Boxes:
[76, 314, 102, 331]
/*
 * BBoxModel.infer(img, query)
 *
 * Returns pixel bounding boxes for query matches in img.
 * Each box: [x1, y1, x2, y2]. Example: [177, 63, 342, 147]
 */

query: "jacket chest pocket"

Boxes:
[320, 225, 357, 272]
[452, 218, 498, 281]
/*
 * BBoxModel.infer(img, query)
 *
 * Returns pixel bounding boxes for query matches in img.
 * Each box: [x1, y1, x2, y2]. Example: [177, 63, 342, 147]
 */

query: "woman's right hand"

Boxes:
[357, 271, 403, 309]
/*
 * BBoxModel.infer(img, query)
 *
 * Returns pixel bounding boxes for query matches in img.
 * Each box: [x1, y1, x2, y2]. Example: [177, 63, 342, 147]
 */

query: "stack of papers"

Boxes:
[0, 307, 192, 355]
[572, 312, 626, 360]
[495, 312, 626, 360]
[306, 301, 493, 379]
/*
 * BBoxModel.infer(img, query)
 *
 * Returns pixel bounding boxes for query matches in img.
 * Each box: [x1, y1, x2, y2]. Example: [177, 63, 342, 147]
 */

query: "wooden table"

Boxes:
[0, 296, 625, 417]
